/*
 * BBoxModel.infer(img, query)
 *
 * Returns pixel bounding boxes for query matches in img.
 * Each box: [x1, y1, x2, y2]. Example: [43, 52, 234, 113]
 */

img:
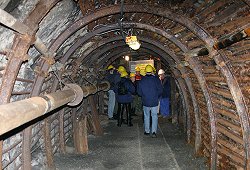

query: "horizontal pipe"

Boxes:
[0, 9, 31, 34]
[0, 81, 110, 136]
[0, 89, 75, 136]
[33, 38, 56, 61]
[82, 81, 110, 97]
[0, 9, 54, 58]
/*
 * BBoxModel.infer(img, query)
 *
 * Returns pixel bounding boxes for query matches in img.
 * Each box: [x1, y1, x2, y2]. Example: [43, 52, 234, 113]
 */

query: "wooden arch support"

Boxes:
[185, 56, 217, 168]
[58, 22, 201, 149]
[0, 1, 61, 170]
[35, 4, 249, 169]
[79, 35, 202, 153]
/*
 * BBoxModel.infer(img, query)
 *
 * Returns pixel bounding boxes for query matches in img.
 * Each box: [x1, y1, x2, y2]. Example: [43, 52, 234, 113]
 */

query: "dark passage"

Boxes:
[54, 116, 207, 170]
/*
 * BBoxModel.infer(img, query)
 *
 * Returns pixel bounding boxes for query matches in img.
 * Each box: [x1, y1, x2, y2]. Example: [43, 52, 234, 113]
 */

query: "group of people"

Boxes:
[105, 64, 170, 138]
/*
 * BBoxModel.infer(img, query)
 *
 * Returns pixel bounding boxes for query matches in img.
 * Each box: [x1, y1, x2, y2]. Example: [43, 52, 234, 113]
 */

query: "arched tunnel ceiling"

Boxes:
[0, 1, 250, 170]
[38, 2, 249, 169]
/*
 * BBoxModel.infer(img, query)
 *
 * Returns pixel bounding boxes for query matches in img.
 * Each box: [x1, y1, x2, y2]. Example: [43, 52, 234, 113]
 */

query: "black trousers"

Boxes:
[117, 103, 132, 126]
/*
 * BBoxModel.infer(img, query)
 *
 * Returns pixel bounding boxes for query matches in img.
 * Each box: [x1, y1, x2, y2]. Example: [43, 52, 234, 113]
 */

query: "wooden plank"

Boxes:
[217, 118, 242, 132]
[88, 95, 103, 136]
[78, 116, 88, 154]
[217, 124, 243, 145]
[44, 118, 55, 169]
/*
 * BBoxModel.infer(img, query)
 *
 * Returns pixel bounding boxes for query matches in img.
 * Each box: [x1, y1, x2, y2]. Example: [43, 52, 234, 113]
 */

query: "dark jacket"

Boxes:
[137, 74, 163, 107]
[105, 70, 121, 91]
[161, 77, 170, 98]
[115, 77, 135, 103]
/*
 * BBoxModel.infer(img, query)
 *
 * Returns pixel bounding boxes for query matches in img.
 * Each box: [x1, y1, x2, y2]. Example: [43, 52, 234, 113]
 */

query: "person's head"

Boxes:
[158, 69, 165, 80]
[107, 65, 115, 73]
[130, 73, 135, 82]
[135, 66, 140, 75]
[120, 71, 128, 78]
[117, 65, 126, 73]
[145, 64, 153, 74]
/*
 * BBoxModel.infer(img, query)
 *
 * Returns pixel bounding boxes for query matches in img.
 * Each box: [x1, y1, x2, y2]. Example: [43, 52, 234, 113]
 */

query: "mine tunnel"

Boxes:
[0, 0, 250, 169]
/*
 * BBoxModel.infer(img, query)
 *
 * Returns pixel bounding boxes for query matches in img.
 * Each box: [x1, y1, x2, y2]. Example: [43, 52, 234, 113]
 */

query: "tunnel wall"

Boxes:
[0, 0, 249, 169]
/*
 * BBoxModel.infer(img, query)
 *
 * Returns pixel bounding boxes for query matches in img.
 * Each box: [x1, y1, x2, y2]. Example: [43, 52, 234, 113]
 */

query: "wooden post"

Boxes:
[76, 116, 88, 154]
[88, 95, 103, 136]
[99, 92, 104, 115]
[59, 108, 65, 153]
[22, 127, 32, 170]
[72, 108, 78, 153]
[44, 118, 55, 169]
[171, 77, 177, 123]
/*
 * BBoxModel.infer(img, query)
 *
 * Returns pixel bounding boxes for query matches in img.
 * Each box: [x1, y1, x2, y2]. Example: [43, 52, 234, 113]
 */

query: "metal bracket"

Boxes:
[64, 84, 84, 106]
[34, 66, 49, 78]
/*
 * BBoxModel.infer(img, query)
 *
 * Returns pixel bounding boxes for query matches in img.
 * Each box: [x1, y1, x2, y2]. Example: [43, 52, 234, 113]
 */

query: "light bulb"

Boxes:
[125, 55, 129, 61]
[129, 41, 141, 50]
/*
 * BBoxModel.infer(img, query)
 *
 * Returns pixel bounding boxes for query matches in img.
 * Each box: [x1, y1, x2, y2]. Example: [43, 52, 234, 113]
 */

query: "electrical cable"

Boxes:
[118, 0, 126, 42]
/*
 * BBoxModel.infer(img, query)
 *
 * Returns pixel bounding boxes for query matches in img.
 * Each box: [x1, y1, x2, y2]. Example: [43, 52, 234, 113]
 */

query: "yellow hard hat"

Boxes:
[140, 70, 146, 76]
[152, 66, 156, 73]
[118, 66, 126, 73]
[107, 65, 114, 70]
[145, 65, 153, 73]
[135, 66, 140, 72]
[120, 71, 128, 77]
[130, 73, 135, 77]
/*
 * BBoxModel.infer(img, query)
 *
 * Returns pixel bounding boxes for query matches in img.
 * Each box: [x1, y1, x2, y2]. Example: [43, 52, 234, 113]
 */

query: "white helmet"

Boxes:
[158, 69, 165, 75]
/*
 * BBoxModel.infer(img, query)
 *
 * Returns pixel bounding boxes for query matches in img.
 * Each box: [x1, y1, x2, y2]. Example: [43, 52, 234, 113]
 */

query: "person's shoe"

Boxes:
[113, 114, 118, 119]
[128, 123, 133, 127]
[109, 117, 115, 120]
[144, 132, 150, 136]
[123, 119, 128, 124]
[152, 132, 157, 138]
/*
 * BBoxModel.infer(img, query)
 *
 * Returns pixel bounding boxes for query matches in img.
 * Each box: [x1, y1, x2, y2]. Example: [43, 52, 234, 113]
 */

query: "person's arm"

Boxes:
[128, 80, 135, 94]
[156, 78, 163, 97]
[137, 80, 142, 97]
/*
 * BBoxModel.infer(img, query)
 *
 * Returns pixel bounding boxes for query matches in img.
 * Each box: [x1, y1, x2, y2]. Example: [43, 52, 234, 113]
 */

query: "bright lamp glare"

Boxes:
[129, 41, 141, 50]
[125, 55, 130, 61]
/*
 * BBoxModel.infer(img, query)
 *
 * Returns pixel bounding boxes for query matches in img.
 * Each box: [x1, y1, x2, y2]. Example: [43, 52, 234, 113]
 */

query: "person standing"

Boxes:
[135, 66, 142, 81]
[137, 65, 163, 138]
[105, 65, 120, 120]
[129, 73, 137, 116]
[115, 71, 135, 126]
[133, 67, 143, 116]
[158, 69, 170, 118]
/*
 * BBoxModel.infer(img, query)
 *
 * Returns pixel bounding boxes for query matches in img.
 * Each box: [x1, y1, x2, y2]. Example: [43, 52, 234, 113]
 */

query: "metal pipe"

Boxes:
[0, 9, 31, 34]
[0, 9, 54, 58]
[0, 81, 109, 136]
[82, 81, 110, 97]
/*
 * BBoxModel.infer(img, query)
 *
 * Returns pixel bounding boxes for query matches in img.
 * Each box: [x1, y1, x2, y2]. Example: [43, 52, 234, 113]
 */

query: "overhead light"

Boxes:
[125, 55, 130, 61]
[129, 41, 141, 50]
[126, 35, 141, 50]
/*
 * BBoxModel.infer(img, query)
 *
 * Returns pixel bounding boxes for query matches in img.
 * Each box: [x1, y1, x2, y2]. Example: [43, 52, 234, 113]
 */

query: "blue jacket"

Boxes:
[115, 77, 135, 103]
[105, 70, 121, 91]
[137, 74, 163, 107]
